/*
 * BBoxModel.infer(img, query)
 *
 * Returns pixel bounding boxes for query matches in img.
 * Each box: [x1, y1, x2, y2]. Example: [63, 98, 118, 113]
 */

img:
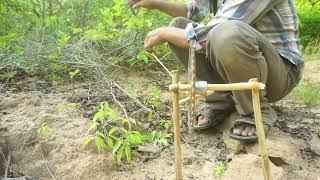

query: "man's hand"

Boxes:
[128, 0, 154, 9]
[144, 27, 166, 52]
[128, 0, 188, 17]
[144, 27, 190, 53]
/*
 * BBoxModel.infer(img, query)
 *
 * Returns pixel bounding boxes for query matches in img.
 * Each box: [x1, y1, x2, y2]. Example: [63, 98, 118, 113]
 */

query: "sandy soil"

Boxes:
[0, 61, 319, 180]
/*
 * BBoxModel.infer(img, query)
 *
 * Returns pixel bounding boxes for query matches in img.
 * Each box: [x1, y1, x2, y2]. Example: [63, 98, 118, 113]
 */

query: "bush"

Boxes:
[296, 0, 320, 47]
[0, 0, 174, 79]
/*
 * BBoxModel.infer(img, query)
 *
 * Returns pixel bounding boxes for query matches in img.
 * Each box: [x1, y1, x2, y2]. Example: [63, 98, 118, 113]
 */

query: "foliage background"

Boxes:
[0, 0, 319, 79]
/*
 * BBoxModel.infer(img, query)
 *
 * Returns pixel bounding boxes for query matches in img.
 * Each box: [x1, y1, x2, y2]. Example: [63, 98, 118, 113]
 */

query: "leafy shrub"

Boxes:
[296, 0, 320, 47]
[83, 102, 172, 165]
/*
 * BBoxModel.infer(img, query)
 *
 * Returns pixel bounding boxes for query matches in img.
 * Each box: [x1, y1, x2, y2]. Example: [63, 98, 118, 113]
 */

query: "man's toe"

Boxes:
[233, 124, 244, 135]
[241, 129, 248, 136]
[197, 115, 209, 126]
[248, 127, 256, 136]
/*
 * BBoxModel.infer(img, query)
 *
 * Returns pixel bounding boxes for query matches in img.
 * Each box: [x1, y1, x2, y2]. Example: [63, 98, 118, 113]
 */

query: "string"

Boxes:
[147, 52, 173, 78]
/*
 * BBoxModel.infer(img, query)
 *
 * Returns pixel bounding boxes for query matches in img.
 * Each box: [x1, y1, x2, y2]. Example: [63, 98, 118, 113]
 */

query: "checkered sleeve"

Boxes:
[186, 0, 211, 22]
[191, 0, 282, 43]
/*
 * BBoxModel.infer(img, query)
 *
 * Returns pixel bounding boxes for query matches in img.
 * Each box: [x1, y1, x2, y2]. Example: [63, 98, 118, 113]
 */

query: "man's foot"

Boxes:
[198, 114, 257, 136]
[229, 105, 277, 142]
[194, 107, 234, 130]
[197, 116, 256, 136]
[232, 123, 256, 136]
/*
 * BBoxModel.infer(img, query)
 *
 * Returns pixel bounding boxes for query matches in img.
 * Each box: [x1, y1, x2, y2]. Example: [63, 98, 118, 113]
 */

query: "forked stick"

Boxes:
[171, 70, 182, 180]
[250, 78, 271, 180]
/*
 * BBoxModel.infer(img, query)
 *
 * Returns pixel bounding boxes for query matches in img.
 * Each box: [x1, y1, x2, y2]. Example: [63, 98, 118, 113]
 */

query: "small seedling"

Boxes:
[69, 68, 80, 79]
[159, 119, 171, 130]
[213, 162, 225, 177]
[83, 101, 173, 165]
[148, 84, 161, 108]
[37, 122, 53, 138]
[149, 130, 172, 146]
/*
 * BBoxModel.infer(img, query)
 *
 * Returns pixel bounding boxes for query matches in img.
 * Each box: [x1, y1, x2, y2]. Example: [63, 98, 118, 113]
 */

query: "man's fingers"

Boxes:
[144, 40, 155, 53]
[132, 2, 144, 9]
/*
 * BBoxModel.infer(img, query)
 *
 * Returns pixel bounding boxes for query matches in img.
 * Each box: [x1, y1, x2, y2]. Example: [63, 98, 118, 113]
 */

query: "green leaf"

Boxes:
[116, 146, 124, 164]
[69, 68, 80, 79]
[112, 140, 123, 154]
[106, 110, 117, 121]
[82, 136, 93, 148]
[88, 122, 97, 132]
[147, 111, 153, 121]
[137, 51, 149, 64]
[97, 131, 106, 139]
[107, 138, 114, 149]
[109, 127, 118, 136]
[95, 136, 105, 152]
[213, 162, 225, 177]
[125, 143, 132, 163]
[37, 123, 53, 138]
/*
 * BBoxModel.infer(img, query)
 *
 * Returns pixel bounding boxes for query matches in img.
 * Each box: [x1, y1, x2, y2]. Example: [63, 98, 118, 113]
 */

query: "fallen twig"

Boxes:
[39, 146, 57, 180]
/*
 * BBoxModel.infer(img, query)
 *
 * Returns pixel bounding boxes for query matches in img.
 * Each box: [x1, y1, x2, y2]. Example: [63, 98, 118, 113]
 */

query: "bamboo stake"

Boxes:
[171, 70, 183, 180]
[250, 78, 271, 180]
[169, 82, 265, 92]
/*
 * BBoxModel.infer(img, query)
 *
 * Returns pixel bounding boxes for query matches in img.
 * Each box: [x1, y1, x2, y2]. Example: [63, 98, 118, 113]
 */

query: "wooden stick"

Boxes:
[148, 52, 173, 78]
[169, 82, 265, 92]
[40, 146, 57, 180]
[171, 70, 183, 180]
[250, 78, 271, 180]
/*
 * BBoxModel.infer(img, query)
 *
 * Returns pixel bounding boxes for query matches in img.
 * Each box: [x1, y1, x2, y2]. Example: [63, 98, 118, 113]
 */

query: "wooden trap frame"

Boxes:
[168, 40, 272, 180]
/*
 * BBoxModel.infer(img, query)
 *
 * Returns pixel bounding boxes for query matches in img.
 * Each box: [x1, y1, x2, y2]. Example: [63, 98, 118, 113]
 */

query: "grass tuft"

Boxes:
[293, 80, 320, 106]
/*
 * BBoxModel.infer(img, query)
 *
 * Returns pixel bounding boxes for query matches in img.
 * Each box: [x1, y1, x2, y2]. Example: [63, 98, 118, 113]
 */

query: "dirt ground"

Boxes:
[0, 61, 320, 180]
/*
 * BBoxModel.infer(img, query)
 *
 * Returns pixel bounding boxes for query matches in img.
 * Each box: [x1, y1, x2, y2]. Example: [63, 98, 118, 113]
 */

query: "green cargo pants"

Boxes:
[169, 17, 304, 126]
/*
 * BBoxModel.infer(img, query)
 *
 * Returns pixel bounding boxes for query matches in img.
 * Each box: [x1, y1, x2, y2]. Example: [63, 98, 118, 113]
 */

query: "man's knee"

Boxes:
[207, 21, 254, 66]
[169, 17, 191, 29]
[208, 20, 247, 47]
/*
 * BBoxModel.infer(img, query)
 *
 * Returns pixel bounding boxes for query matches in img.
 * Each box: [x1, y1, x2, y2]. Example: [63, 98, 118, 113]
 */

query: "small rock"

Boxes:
[310, 134, 320, 155]
[217, 112, 245, 153]
[166, 161, 173, 166]
[245, 128, 302, 166]
[221, 154, 286, 180]
[145, 173, 156, 180]
[301, 118, 314, 124]
[137, 143, 161, 154]
[183, 157, 193, 165]
[222, 132, 245, 153]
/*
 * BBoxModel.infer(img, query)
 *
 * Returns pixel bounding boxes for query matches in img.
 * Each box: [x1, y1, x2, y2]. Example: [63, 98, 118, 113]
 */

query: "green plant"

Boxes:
[213, 162, 225, 177]
[159, 119, 171, 130]
[69, 68, 80, 79]
[293, 80, 320, 106]
[83, 101, 172, 165]
[148, 84, 161, 108]
[37, 122, 53, 138]
[149, 130, 172, 146]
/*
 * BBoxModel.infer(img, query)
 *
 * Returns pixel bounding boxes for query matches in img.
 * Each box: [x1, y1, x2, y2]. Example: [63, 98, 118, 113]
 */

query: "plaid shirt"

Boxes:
[186, 0, 302, 65]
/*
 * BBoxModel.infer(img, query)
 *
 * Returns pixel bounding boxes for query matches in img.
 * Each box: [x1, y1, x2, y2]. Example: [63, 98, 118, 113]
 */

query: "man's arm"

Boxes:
[144, 27, 189, 52]
[129, 0, 188, 18]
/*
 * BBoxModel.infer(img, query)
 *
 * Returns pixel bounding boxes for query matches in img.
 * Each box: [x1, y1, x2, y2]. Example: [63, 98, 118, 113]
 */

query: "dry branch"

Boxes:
[40, 146, 57, 180]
